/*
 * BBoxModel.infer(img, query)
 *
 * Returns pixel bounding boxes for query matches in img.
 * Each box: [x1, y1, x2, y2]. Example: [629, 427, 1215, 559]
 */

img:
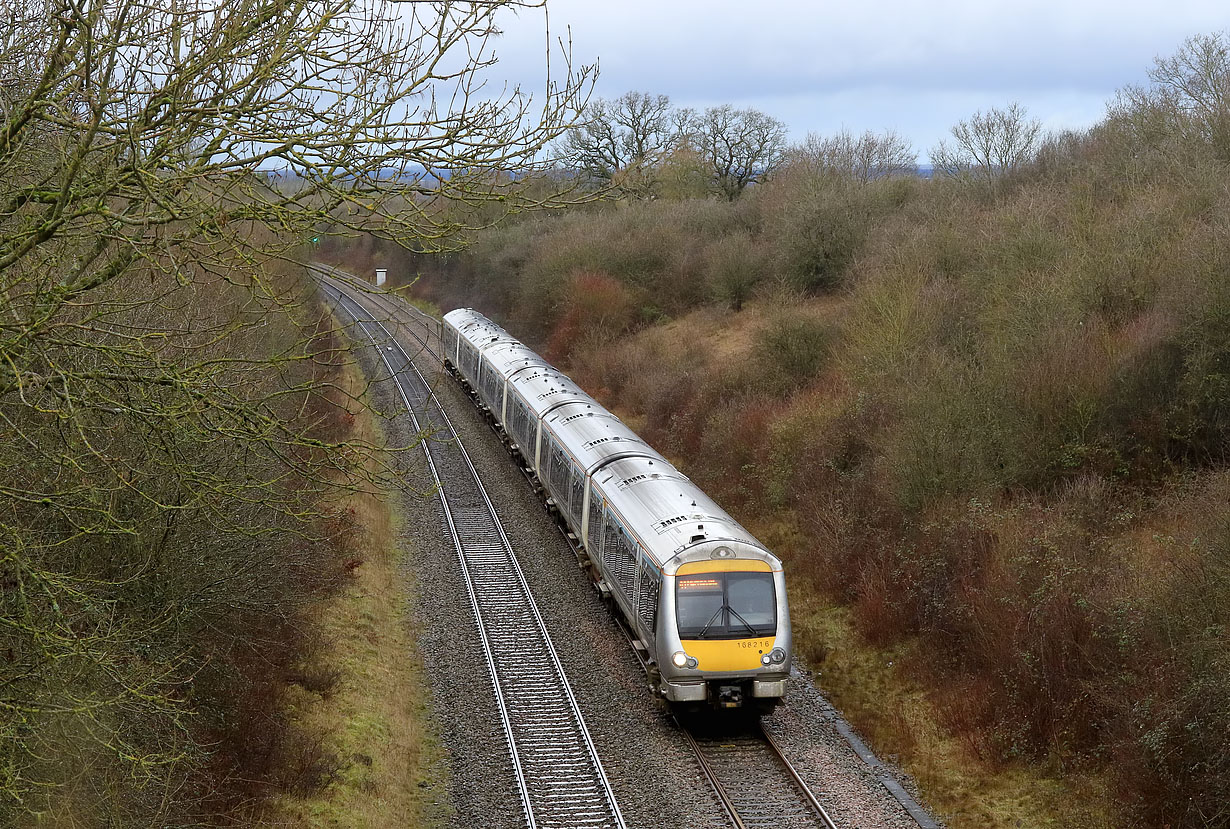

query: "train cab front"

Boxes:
[658, 546, 791, 713]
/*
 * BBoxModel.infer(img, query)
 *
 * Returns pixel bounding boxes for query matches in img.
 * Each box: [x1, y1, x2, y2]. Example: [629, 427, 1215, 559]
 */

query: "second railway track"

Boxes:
[319, 278, 626, 829]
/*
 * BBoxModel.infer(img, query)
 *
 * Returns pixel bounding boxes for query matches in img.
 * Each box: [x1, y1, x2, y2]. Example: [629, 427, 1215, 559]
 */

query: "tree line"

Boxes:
[562, 90, 1047, 200]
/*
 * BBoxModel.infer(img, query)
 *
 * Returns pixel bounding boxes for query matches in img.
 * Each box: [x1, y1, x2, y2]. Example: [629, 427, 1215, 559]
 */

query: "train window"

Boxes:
[637, 565, 660, 633]
[598, 512, 637, 597]
[482, 367, 499, 408]
[615, 534, 636, 596]
[549, 442, 568, 503]
[675, 577, 724, 639]
[727, 573, 776, 631]
[587, 487, 604, 553]
[569, 465, 585, 525]
[519, 404, 534, 453]
[601, 512, 620, 572]
[512, 400, 529, 448]
[676, 572, 776, 639]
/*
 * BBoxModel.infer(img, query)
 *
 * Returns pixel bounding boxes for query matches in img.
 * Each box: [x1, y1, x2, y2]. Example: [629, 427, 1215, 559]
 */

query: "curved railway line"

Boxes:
[316, 267, 934, 829]
[318, 276, 626, 829]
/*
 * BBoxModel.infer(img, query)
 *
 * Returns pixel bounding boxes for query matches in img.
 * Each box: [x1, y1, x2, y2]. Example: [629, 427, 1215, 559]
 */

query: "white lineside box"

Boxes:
[375, 268, 387, 287]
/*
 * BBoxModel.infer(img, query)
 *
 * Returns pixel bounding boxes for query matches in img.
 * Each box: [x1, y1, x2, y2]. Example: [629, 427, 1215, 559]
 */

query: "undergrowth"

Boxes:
[330, 35, 1230, 828]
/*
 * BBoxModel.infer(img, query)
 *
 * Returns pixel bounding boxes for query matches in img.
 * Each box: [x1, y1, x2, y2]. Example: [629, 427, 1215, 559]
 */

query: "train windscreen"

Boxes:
[676, 572, 775, 639]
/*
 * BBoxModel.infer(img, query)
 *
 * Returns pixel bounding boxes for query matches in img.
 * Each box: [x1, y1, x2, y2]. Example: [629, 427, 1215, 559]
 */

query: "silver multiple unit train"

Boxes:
[441, 308, 791, 712]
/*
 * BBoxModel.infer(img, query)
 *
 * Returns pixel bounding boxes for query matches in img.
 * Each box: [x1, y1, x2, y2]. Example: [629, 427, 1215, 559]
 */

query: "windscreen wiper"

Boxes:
[727, 607, 758, 636]
[696, 606, 725, 638]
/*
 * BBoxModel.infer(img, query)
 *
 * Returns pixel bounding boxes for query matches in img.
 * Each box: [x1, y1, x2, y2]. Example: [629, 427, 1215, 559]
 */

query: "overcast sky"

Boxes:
[491, 0, 1229, 158]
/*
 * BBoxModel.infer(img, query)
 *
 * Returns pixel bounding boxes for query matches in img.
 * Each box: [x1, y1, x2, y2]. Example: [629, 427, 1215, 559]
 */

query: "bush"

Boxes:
[704, 231, 764, 310]
[769, 188, 868, 292]
[0, 264, 360, 824]
[752, 308, 834, 392]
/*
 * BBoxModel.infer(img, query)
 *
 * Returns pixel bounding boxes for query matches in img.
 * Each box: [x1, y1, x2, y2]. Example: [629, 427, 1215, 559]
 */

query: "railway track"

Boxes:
[321, 271, 843, 829]
[315, 265, 443, 362]
[615, 620, 837, 829]
[318, 278, 626, 829]
[682, 718, 838, 829]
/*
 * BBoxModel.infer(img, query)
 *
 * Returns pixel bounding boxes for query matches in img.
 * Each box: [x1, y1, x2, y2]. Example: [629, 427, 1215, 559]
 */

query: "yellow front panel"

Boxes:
[676, 559, 773, 574]
[681, 637, 775, 672]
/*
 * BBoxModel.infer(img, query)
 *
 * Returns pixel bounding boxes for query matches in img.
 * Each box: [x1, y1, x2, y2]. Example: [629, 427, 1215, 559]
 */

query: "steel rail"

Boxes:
[682, 720, 839, 829]
[314, 265, 443, 362]
[614, 612, 835, 829]
[320, 282, 533, 826]
[760, 724, 840, 829]
[320, 280, 625, 829]
[678, 723, 750, 829]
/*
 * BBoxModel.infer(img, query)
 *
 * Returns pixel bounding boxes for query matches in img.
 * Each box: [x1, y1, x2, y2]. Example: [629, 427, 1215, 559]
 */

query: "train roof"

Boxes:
[594, 455, 770, 572]
[484, 340, 549, 380]
[445, 308, 515, 353]
[446, 307, 779, 574]
[443, 308, 489, 330]
[541, 400, 667, 475]
[508, 364, 594, 419]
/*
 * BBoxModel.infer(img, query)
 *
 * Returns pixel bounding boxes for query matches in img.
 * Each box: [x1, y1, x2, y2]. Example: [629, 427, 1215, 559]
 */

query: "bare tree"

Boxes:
[0, 0, 591, 820]
[691, 104, 789, 200]
[930, 102, 1042, 193]
[564, 91, 680, 197]
[790, 129, 917, 184]
[1111, 31, 1230, 159]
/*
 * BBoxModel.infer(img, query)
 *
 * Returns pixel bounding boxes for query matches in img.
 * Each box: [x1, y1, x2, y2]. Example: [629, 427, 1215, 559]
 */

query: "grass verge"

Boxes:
[790, 593, 1117, 828]
[263, 346, 452, 828]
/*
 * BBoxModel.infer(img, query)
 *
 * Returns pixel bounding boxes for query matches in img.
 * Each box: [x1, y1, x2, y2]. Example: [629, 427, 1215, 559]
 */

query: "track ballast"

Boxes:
[320, 276, 625, 829]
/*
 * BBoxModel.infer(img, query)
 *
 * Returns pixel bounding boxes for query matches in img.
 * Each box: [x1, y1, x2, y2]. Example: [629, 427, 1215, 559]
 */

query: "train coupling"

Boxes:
[715, 684, 744, 709]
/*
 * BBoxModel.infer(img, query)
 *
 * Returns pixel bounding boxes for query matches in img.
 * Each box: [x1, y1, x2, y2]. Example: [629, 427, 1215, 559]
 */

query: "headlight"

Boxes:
[671, 651, 688, 668]
[769, 648, 787, 664]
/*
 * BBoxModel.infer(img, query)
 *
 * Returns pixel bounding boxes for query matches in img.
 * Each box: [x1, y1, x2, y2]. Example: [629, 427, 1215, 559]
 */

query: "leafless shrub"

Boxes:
[789, 129, 918, 184]
[930, 102, 1042, 194]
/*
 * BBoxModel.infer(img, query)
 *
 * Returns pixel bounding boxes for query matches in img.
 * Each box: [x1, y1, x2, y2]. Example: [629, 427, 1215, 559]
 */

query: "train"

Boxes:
[441, 308, 791, 713]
